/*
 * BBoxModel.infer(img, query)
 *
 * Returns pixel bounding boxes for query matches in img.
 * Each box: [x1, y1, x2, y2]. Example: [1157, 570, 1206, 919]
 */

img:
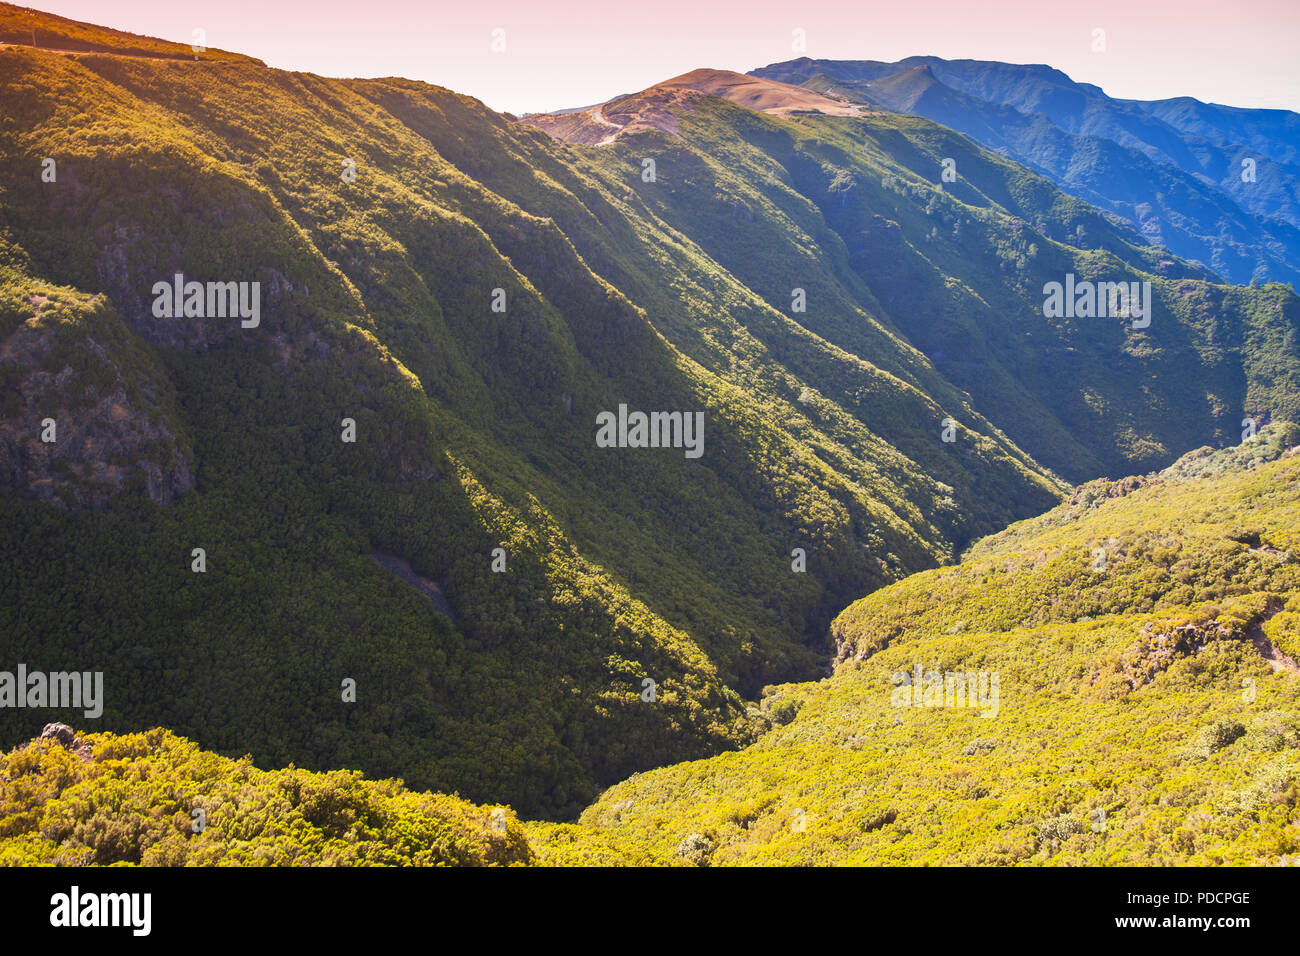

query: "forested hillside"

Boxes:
[6, 428, 1296, 866]
[533, 427, 1300, 864]
[0, 5, 1297, 823]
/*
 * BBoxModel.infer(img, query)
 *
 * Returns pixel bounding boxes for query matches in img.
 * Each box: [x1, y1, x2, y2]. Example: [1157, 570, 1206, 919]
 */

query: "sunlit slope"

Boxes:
[0, 1, 260, 63]
[1, 5, 1298, 824]
[525, 86, 1300, 483]
[0, 726, 532, 865]
[0, 40, 1056, 818]
[532, 427, 1300, 864]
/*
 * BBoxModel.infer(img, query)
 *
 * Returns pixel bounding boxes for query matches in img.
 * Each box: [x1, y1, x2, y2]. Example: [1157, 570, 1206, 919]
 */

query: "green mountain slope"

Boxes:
[753, 57, 1300, 287]
[0, 6, 1297, 823]
[526, 76, 1299, 481]
[0, 724, 532, 865]
[0, 26, 1047, 819]
[11, 428, 1294, 867]
[533, 426, 1300, 865]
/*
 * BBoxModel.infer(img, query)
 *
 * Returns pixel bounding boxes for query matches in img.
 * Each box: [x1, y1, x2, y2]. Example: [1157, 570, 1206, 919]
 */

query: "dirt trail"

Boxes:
[590, 107, 623, 146]
[1251, 632, 1300, 673]
[1248, 606, 1299, 674]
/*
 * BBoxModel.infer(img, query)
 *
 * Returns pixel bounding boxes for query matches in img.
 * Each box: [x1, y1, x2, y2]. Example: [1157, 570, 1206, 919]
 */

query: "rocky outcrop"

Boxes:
[0, 294, 192, 508]
[370, 550, 457, 619]
[1109, 618, 1241, 690]
[39, 722, 93, 761]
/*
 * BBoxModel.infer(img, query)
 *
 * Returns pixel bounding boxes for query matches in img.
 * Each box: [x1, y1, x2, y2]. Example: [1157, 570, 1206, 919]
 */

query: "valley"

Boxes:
[0, 2, 1296, 867]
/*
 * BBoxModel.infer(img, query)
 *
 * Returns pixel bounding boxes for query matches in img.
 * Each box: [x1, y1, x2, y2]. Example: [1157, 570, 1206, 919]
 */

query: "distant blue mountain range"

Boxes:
[753, 57, 1300, 287]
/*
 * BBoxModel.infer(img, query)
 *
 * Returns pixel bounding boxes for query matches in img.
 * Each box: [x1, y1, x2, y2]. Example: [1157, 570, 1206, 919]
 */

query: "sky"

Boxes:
[27, 0, 1300, 115]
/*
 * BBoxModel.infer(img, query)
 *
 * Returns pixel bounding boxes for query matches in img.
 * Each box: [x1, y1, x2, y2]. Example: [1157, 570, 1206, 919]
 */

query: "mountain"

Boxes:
[1, 4, 1298, 832]
[521, 69, 863, 145]
[0, 3, 260, 63]
[0, 9, 1056, 819]
[752, 57, 1300, 287]
[8, 426, 1298, 866]
[525, 69, 1300, 483]
[533, 426, 1300, 865]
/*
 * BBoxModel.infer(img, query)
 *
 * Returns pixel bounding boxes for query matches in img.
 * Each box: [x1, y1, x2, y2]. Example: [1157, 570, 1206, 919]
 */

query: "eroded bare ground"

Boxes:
[519, 68, 870, 146]
[1250, 608, 1300, 673]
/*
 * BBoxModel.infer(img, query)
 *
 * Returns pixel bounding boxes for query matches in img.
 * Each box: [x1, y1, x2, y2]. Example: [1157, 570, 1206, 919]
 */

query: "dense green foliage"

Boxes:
[0, 727, 531, 865]
[7, 434, 1297, 867]
[532, 432, 1300, 864]
[531, 79, 1299, 481]
[0, 7, 1297, 824]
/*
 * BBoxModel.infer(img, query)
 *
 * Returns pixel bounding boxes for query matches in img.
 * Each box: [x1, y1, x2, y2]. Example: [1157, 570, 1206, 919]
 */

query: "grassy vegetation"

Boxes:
[6, 431, 1296, 866]
[0, 727, 531, 865]
[0, 6, 1297, 826]
[530, 430, 1300, 864]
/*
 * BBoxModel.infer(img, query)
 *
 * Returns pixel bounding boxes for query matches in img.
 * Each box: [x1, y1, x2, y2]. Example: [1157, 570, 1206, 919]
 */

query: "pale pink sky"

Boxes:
[30, 0, 1300, 114]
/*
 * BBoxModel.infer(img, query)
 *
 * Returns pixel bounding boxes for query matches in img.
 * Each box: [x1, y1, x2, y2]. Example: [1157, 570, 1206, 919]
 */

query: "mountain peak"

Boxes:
[522, 68, 861, 144]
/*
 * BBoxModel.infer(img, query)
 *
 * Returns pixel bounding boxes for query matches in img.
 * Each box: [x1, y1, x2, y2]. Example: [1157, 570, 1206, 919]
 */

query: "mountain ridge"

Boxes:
[753, 55, 1300, 287]
[0, 4, 1297, 829]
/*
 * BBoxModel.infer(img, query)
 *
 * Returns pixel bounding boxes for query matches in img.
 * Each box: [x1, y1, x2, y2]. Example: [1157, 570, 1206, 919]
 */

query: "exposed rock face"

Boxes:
[1066, 474, 1154, 511]
[674, 832, 716, 866]
[0, 295, 193, 508]
[1111, 618, 1241, 689]
[830, 617, 901, 668]
[370, 550, 457, 619]
[40, 722, 77, 746]
[39, 722, 93, 761]
[35, 162, 315, 352]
